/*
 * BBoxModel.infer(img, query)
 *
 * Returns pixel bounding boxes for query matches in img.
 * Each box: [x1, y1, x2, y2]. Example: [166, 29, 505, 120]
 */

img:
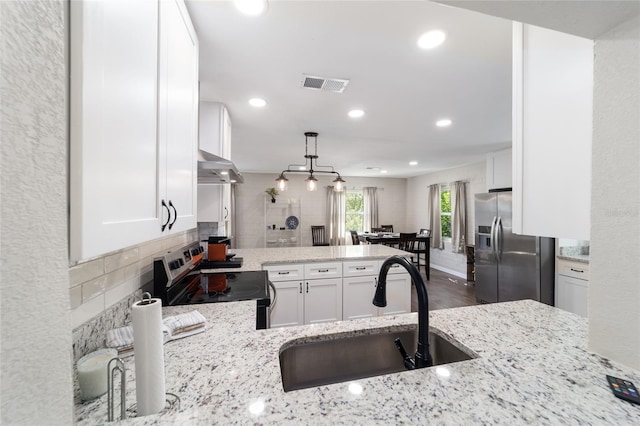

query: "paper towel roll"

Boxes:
[132, 297, 166, 416]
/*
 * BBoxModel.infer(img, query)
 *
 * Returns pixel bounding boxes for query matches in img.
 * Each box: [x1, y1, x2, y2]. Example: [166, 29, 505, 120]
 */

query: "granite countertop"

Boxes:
[204, 245, 411, 273]
[75, 300, 640, 425]
[557, 254, 590, 264]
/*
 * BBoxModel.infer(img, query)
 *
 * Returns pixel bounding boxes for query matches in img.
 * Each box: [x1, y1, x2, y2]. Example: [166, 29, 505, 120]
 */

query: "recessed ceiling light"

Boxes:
[348, 109, 365, 118]
[220, 171, 229, 175]
[436, 119, 452, 127]
[298, 166, 306, 171]
[234, 0, 268, 16]
[409, 161, 418, 166]
[381, 170, 388, 174]
[417, 30, 446, 49]
[248, 98, 266, 107]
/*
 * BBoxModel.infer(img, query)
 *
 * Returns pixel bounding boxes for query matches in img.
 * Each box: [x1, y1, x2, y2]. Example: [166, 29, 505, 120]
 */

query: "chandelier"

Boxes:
[275, 132, 346, 192]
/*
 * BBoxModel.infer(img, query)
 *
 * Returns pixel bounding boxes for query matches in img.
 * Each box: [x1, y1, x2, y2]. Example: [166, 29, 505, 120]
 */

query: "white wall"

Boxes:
[588, 16, 640, 369]
[0, 1, 73, 423]
[235, 173, 407, 248]
[406, 161, 486, 277]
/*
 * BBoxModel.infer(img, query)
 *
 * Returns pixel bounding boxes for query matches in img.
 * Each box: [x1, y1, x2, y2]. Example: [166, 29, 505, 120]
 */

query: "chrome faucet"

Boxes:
[373, 255, 433, 369]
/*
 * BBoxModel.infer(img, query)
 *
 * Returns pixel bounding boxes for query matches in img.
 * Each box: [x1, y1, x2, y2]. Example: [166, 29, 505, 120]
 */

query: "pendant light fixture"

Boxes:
[276, 132, 345, 192]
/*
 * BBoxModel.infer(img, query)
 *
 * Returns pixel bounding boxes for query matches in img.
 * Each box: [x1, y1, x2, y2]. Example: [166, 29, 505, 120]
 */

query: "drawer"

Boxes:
[343, 260, 380, 277]
[379, 258, 411, 275]
[304, 262, 342, 280]
[263, 263, 304, 282]
[557, 259, 589, 281]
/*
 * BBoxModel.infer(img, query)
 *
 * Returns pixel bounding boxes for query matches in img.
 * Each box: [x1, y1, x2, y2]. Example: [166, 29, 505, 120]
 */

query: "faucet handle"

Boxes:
[394, 338, 415, 370]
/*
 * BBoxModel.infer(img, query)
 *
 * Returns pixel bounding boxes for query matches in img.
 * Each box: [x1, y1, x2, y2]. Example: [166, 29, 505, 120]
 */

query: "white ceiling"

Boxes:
[186, 0, 513, 179]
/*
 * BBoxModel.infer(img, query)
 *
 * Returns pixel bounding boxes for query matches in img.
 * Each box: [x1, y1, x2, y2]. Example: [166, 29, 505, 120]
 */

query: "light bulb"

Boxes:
[306, 176, 317, 191]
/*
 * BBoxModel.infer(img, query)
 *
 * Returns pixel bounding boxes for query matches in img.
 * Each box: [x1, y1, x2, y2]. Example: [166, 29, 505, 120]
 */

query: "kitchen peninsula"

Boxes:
[75, 299, 640, 424]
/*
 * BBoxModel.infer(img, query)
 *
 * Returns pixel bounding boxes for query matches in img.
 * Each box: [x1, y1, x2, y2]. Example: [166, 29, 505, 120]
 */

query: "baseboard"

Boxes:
[430, 264, 467, 280]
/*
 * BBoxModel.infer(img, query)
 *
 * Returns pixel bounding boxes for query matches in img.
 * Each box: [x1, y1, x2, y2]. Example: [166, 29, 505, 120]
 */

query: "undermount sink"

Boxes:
[279, 326, 476, 392]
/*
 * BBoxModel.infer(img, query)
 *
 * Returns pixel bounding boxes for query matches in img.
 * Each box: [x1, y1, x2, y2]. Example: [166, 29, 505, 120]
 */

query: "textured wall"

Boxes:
[235, 173, 408, 248]
[406, 161, 486, 277]
[588, 16, 640, 369]
[0, 0, 74, 423]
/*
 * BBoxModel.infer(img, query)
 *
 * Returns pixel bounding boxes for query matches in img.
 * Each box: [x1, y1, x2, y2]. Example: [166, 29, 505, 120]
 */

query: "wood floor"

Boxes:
[411, 268, 478, 312]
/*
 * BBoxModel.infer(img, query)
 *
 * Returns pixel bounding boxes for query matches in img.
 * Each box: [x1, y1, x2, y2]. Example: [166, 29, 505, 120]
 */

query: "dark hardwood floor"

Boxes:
[411, 268, 477, 312]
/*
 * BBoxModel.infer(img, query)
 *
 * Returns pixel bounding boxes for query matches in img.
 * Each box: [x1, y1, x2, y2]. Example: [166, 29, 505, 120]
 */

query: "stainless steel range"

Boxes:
[152, 242, 273, 329]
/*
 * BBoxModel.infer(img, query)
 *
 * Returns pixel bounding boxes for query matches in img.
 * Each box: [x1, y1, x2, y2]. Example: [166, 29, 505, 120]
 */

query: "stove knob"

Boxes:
[168, 261, 178, 270]
[178, 259, 184, 266]
[191, 248, 198, 256]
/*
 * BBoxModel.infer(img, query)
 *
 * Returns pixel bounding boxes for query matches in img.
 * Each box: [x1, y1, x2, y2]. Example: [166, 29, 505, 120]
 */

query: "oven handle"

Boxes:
[268, 281, 277, 310]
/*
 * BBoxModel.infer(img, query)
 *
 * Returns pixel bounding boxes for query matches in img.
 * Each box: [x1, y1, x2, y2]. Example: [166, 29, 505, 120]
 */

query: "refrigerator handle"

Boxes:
[496, 216, 503, 262]
[490, 216, 498, 261]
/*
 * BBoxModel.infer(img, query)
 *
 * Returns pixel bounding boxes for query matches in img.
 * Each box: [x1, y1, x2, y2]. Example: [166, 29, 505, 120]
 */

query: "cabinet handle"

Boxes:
[278, 271, 290, 275]
[224, 206, 229, 220]
[306, 282, 309, 293]
[356, 267, 366, 270]
[299, 282, 302, 294]
[570, 268, 584, 273]
[161, 200, 171, 232]
[168, 200, 177, 230]
[318, 269, 329, 273]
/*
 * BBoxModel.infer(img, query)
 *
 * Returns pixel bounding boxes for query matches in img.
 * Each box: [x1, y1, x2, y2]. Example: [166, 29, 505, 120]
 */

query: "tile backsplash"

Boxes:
[69, 229, 198, 332]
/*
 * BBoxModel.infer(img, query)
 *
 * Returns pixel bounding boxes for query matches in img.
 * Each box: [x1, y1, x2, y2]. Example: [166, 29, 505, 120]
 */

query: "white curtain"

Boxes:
[451, 181, 467, 253]
[326, 186, 346, 245]
[363, 187, 378, 233]
[428, 184, 444, 249]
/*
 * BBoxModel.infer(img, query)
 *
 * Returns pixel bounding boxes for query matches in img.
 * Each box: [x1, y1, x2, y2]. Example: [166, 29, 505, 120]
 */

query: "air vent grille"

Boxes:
[302, 75, 350, 93]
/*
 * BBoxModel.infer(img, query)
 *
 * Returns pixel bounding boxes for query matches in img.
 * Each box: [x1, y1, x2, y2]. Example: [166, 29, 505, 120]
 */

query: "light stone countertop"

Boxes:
[75, 300, 640, 425]
[558, 254, 590, 264]
[203, 245, 412, 273]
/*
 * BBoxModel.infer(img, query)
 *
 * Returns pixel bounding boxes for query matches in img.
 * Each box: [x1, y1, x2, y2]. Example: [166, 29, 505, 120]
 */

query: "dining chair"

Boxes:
[411, 229, 431, 271]
[350, 230, 360, 245]
[311, 225, 330, 246]
[371, 227, 384, 233]
[381, 225, 394, 232]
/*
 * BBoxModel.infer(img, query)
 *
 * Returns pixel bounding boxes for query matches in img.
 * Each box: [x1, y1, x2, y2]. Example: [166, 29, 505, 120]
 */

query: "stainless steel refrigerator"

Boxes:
[474, 192, 555, 305]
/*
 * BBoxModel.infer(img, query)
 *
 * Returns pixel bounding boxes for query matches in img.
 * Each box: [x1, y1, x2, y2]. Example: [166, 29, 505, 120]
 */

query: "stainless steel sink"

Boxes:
[279, 327, 475, 392]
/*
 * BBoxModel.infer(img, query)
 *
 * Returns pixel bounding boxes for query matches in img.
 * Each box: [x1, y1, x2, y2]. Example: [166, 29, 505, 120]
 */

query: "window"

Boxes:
[345, 191, 364, 232]
[440, 184, 451, 239]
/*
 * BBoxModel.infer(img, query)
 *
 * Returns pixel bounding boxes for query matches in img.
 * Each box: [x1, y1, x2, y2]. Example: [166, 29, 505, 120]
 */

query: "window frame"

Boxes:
[345, 190, 364, 233]
[440, 184, 452, 242]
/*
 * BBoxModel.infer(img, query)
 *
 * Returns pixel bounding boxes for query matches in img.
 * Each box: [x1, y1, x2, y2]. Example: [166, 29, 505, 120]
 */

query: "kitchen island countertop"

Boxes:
[76, 300, 640, 425]
[204, 244, 412, 273]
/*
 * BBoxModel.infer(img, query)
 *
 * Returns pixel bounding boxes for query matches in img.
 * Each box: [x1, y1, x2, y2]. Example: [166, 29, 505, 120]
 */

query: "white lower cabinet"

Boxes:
[303, 278, 342, 325]
[378, 260, 412, 317]
[555, 259, 589, 317]
[342, 260, 411, 320]
[265, 263, 342, 328]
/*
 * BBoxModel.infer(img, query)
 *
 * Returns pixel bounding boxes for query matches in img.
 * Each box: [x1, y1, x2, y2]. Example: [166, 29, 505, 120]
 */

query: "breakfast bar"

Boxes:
[75, 300, 640, 424]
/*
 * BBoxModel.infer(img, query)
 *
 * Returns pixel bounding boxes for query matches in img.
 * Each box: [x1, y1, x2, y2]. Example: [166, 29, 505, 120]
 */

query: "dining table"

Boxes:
[358, 232, 431, 280]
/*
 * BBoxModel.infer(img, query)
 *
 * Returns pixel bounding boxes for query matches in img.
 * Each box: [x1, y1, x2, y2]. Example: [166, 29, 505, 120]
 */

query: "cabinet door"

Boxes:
[343, 276, 377, 320]
[486, 149, 512, 191]
[304, 278, 343, 324]
[556, 275, 588, 318]
[512, 22, 592, 240]
[158, 0, 198, 233]
[270, 281, 304, 328]
[69, 0, 161, 261]
[380, 273, 411, 316]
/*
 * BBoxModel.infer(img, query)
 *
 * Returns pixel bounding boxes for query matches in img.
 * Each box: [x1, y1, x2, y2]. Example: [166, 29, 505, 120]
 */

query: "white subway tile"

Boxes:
[105, 278, 134, 309]
[82, 275, 107, 302]
[69, 258, 104, 286]
[69, 285, 82, 309]
[104, 267, 126, 291]
[105, 247, 139, 273]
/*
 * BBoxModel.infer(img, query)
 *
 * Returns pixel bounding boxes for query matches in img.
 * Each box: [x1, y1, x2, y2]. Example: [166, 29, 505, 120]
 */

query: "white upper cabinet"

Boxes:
[158, 0, 199, 234]
[70, 0, 198, 261]
[486, 149, 512, 191]
[199, 102, 232, 160]
[512, 22, 592, 240]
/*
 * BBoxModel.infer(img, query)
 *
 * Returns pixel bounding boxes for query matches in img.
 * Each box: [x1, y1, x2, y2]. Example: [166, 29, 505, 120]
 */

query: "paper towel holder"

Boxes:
[107, 357, 126, 422]
[139, 292, 156, 306]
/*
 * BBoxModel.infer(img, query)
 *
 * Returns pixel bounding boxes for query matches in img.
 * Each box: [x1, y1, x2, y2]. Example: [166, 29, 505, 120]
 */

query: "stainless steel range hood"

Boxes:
[198, 150, 244, 184]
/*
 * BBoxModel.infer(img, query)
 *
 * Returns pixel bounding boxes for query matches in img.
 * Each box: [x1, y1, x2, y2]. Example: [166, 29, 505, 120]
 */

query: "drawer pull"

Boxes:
[356, 267, 367, 270]
[318, 269, 329, 273]
[299, 282, 302, 293]
[306, 282, 309, 293]
[278, 271, 290, 275]
[570, 268, 584, 273]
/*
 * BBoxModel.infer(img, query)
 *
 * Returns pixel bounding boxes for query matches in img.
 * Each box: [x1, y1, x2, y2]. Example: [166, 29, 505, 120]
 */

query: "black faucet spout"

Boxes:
[374, 255, 433, 369]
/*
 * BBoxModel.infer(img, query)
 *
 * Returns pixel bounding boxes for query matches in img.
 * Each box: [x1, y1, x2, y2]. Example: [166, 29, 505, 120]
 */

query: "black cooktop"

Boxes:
[171, 271, 269, 306]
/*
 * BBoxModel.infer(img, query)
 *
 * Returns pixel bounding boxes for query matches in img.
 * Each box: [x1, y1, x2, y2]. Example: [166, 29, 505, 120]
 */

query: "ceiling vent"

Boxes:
[301, 74, 350, 93]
